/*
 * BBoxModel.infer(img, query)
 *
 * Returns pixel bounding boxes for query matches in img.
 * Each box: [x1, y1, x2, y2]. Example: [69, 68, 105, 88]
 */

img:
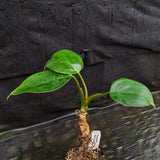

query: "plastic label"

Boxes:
[88, 130, 101, 150]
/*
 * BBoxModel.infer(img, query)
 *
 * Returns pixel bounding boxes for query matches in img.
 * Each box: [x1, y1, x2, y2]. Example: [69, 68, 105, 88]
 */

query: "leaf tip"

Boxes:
[7, 90, 15, 100]
[7, 94, 11, 100]
[152, 103, 156, 109]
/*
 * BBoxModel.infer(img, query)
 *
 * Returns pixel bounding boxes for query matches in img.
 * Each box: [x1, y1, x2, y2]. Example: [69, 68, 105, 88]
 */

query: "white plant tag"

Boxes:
[88, 130, 101, 150]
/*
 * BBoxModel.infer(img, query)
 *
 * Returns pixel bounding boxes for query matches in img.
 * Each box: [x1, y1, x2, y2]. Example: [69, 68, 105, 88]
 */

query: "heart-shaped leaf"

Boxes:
[8, 70, 72, 98]
[45, 49, 83, 74]
[110, 78, 155, 107]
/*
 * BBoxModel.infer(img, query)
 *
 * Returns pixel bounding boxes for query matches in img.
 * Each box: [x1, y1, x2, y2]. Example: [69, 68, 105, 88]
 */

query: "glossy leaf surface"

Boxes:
[110, 78, 155, 107]
[45, 49, 83, 74]
[8, 70, 72, 97]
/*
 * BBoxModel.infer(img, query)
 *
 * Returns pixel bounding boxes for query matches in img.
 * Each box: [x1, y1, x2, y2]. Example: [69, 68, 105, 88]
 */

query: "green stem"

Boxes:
[78, 72, 88, 99]
[72, 75, 86, 112]
[86, 91, 110, 106]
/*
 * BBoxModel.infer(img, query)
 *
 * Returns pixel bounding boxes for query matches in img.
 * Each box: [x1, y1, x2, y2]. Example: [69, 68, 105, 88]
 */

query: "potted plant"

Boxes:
[8, 49, 155, 160]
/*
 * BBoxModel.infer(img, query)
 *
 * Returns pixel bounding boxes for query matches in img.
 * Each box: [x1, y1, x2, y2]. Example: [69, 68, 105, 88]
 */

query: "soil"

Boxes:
[65, 135, 106, 160]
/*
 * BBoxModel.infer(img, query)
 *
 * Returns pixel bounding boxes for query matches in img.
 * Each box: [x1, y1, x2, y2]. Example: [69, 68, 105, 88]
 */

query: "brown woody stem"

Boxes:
[77, 110, 90, 137]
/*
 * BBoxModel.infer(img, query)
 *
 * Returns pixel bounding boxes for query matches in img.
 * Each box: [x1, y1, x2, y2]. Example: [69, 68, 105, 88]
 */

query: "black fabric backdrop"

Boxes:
[0, 0, 160, 131]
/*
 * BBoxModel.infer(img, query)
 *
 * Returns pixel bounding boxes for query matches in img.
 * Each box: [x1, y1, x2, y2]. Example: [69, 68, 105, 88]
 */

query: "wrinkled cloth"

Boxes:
[0, 0, 160, 79]
[0, 0, 160, 131]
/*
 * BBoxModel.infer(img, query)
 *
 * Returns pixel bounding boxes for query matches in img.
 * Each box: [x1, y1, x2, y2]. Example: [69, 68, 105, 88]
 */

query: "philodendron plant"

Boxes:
[8, 49, 155, 160]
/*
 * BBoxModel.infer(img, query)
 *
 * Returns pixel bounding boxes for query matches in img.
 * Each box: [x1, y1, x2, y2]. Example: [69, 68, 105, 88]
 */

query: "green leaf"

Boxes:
[110, 78, 155, 107]
[45, 49, 83, 74]
[8, 70, 72, 98]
